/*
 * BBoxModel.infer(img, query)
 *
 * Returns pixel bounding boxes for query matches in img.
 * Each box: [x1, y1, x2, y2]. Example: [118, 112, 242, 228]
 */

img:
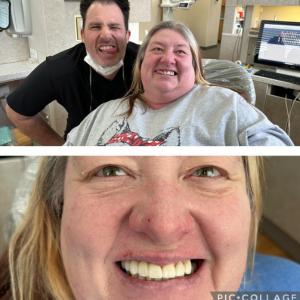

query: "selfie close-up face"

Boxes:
[61, 157, 251, 300]
[81, 2, 130, 68]
[141, 29, 196, 109]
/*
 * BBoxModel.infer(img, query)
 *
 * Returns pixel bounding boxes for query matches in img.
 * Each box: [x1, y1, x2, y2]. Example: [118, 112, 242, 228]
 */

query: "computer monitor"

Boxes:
[254, 20, 300, 71]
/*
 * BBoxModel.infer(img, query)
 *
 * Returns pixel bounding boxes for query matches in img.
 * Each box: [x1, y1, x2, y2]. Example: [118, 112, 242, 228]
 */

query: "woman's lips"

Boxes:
[117, 259, 203, 282]
[115, 259, 204, 293]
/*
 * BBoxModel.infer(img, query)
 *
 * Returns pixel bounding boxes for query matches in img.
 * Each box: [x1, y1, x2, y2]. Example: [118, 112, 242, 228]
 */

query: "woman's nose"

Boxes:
[160, 50, 176, 64]
[128, 180, 195, 245]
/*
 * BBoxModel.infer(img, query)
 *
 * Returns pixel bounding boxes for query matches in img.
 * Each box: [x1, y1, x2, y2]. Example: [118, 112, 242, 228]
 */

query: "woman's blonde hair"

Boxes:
[243, 157, 264, 268]
[3, 156, 264, 300]
[124, 21, 210, 116]
[8, 157, 74, 300]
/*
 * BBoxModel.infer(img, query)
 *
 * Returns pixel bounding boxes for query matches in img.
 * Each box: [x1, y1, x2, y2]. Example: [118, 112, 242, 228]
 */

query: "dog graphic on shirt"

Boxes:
[97, 119, 180, 146]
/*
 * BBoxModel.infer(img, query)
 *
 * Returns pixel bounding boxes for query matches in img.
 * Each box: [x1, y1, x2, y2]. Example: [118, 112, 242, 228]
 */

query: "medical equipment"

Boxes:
[8, 0, 32, 36]
[0, 0, 11, 32]
[161, 0, 199, 21]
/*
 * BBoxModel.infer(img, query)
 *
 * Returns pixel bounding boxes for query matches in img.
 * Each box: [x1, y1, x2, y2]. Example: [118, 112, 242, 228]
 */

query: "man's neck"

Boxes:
[97, 68, 120, 81]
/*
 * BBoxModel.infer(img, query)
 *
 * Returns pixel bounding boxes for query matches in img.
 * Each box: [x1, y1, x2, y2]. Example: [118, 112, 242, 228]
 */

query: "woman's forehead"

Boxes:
[149, 29, 189, 46]
[69, 156, 242, 163]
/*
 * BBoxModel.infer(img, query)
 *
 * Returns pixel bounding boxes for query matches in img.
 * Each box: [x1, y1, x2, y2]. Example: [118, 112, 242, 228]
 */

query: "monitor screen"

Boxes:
[254, 20, 300, 71]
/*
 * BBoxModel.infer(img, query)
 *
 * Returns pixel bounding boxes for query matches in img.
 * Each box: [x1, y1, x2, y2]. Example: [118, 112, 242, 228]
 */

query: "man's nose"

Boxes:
[100, 26, 112, 42]
[128, 180, 195, 245]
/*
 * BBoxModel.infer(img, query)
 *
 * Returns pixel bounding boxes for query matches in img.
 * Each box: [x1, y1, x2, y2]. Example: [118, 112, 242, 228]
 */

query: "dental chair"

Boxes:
[202, 59, 256, 105]
[239, 253, 300, 291]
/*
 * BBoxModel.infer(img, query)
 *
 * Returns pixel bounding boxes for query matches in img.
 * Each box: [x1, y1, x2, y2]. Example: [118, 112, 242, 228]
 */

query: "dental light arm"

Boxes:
[161, 0, 198, 21]
[161, 0, 181, 8]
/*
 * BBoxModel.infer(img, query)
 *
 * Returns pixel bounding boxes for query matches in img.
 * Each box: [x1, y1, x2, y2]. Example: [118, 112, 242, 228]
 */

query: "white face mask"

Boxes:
[84, 51, 124, 76]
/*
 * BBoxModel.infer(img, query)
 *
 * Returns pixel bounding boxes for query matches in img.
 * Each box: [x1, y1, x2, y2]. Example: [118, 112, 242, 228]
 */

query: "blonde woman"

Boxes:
[64, 21, 293, 146]
[0, 156, 287, 300]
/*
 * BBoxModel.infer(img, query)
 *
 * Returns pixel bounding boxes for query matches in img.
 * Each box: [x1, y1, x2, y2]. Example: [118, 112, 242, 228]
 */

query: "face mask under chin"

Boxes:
[84, 51, 124, 76]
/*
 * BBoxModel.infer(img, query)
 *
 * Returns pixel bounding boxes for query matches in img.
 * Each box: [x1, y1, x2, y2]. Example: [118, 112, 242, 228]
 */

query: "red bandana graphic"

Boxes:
[97, 119, 180, 146]
[107, 132, 165, 146]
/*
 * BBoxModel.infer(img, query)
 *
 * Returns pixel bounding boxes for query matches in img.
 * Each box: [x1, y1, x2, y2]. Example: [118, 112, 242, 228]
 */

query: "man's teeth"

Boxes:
[120, 259, 198, 281]
[100, 46, 114, 50]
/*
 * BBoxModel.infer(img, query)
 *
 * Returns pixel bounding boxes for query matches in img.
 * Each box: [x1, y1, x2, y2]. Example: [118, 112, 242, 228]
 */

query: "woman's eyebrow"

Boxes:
[149, 41, 189, 48]
[149, 41, 164, 47]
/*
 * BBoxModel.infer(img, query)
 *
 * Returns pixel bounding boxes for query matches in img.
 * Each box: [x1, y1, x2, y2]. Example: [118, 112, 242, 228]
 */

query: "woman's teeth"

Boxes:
[120, 259, 198, 281]
[156, 70, 177, 76]
[163, 71, 175, 76]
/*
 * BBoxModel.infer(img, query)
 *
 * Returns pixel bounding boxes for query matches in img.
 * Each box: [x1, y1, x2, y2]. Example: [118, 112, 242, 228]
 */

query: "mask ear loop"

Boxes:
[90, 66, 92, 113]
[122, 64, 127, 91]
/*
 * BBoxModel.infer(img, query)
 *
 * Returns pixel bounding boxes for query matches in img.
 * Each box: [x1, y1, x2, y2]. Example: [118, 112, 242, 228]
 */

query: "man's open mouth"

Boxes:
[119, 259, 200, 281]
[99, 45, 116, 53]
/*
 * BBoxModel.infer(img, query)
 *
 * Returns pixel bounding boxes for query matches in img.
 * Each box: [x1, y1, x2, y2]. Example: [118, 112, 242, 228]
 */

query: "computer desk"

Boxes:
[251, 67, 300, 146]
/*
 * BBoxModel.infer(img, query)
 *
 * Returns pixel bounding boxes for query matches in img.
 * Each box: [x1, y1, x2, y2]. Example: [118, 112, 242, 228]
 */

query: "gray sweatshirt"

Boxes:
[65, 84, 294, 146]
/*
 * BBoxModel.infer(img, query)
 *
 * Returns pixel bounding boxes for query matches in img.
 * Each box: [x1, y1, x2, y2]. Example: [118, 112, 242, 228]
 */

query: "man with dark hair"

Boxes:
[6, 0, 139, 146]
[81, 0, 130, 31]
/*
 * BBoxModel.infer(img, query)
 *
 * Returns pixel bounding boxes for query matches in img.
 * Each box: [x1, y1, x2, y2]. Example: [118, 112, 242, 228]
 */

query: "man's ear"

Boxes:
[81, 28, 85, 43]
[126, 30, 131, 43]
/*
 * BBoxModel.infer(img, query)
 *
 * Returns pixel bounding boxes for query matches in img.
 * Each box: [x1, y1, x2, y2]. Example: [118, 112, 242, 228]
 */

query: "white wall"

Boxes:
[207, 0, 222, 46]
[28, 0, 48, 63]
[0, 33, 29, 64]
[139, 0, 162, 41]
[187, 0, 222, 48]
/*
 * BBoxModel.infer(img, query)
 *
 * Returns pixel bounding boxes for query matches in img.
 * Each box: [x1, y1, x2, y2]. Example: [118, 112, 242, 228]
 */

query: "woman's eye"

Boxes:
[97, 166, 127, 177]
[177, 50, 185, 54]
[194, 167, 221, 178]
[153, 47, 162, 51]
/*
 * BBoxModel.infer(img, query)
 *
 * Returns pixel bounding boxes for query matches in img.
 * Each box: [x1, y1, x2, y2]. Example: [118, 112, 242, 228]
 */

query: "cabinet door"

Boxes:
[218, 19, 224, 43]
[290, 100, 300, 146]
[246, 37, 257, 65]
[263, 95, 299, 144]
[264, 95, 289, 131]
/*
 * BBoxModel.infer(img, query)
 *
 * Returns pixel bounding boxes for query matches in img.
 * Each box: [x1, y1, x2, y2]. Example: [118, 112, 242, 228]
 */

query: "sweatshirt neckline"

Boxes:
[137, 84, 199, 114]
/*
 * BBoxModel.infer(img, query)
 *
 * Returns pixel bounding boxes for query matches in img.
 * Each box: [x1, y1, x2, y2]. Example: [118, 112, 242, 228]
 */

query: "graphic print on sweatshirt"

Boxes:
[97, 119, 180, 146]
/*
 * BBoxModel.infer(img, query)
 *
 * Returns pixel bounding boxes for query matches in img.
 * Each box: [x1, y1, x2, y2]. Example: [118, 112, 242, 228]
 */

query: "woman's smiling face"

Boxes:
[141, 29, 196, 109]
[61, 157, 251, 300]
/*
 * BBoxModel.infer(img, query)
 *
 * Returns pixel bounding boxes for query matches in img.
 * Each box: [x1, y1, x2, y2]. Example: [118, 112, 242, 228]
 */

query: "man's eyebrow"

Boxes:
[108, 22, 122, 27]
[87, 22, 122, 27]
[88, 22, 102, 26]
